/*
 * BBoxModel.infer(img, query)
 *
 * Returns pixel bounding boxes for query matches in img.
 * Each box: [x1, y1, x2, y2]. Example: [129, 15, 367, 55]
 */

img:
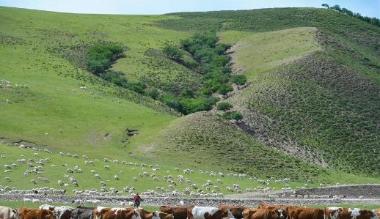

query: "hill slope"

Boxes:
[156, 7, 380, 177]
[0, 7, 379, 193]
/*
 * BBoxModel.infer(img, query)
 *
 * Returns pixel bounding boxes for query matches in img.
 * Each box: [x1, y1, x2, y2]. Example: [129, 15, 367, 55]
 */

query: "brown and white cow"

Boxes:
[18, 208, 55, 219]
[95, 208, 141, 219]
[0, 206, 18, 219]
[188, 206, 231, 219]
[219, 205, 245, 219]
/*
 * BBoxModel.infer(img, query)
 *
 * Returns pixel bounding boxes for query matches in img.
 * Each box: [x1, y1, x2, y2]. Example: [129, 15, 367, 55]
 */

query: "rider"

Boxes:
[133, 193, 142, 208]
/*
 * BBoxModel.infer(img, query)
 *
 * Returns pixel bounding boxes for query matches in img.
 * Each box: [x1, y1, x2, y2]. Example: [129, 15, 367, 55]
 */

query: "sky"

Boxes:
[0, 0, 379, 18]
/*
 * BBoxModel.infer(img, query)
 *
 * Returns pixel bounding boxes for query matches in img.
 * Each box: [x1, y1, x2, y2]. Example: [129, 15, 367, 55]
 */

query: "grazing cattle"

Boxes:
[242, 208, 258, 219]
[54, 207, 74, 219]
[18, 208, 55, 219]
[95, 208, 140, 219]
[325, 208, 377, 219]
[94, 207, 111, 219]
[243, 208, 287, 219]
[71, 207, 94, 219]
[349, 209, 376, 219]
[0, 206, 18, 219]
[287, 207, 323, 219]
[138, 209, 160, 219]
[39, 205, 73, 219]
[219, 205, 245, 219]
[159, 206, 190, 219]
[189, 206, 230, 219]
[325, 207, 344, 219]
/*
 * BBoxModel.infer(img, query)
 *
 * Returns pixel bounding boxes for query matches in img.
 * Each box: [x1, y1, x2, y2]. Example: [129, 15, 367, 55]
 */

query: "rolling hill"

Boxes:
[0, 6, 379, 194]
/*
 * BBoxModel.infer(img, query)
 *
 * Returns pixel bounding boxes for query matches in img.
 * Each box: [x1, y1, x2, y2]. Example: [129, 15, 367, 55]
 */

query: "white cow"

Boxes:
[0, 206, 18, 219]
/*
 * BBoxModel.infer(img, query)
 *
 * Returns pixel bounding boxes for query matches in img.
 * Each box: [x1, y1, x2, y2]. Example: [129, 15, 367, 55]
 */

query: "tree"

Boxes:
[331, 5, 341, 11]
[321, 3, 329, 8]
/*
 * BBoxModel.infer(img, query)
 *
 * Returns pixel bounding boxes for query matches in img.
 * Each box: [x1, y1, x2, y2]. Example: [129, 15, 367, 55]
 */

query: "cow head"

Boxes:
[326, 207, 343, 219]
[10, 208, 18, 219]
[274, 209, 288, 219]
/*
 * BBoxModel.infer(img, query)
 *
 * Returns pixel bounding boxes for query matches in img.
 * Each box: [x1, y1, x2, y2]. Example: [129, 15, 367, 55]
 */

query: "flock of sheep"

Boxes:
[1, 145, 297, 198]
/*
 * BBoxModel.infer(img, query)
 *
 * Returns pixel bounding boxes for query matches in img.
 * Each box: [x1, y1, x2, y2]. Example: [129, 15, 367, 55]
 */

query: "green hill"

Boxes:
[0, 6, 379, 193]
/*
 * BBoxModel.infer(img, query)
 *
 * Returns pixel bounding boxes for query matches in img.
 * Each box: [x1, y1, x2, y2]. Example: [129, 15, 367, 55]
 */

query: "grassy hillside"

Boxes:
[0, 6, 379, 194]
[0, 7, 182, 157]
[158, 7, 380, 177]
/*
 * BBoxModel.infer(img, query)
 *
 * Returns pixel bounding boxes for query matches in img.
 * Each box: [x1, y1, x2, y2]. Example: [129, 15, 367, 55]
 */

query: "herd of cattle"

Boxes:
[1, 203, 380, 219]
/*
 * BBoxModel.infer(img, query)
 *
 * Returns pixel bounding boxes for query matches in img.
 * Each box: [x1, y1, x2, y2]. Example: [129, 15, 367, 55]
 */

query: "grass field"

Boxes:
[220, 27, 320, 79]
[0, 6, 379, 195]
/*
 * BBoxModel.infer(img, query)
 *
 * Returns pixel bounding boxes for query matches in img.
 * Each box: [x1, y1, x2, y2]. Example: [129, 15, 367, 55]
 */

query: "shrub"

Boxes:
[86, 42, 124, 75]
[163, 42, 183, 62]
[101, 70, 128, 88]
[146, 87, 160, 100]
[231, 75, 247, 85]
[223, 111, 243, 120]
[179, 96, 218, 114]
[218, 84, 233, 95]
[128, 81, 146, 94]
[217, 102, 233, 111]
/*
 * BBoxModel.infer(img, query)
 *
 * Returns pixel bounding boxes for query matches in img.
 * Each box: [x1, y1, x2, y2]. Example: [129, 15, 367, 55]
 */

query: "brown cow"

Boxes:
[18, 208, 55, 219]
[219, 205, 246, 219]
[159, 206, 191, 219]
[244, 208, 287, 219]
[287, 207, 323, 219]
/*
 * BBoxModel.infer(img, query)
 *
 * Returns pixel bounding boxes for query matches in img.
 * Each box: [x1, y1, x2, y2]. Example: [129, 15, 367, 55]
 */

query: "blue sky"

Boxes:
[0, 0, 379, 18]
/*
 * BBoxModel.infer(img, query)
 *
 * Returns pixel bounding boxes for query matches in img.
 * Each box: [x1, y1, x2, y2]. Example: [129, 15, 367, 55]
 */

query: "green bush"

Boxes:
[223, 111, 243, 120]
[146, 87, 160, 100]
[163, 42, 183, 62]
[179, 96, 218, 114]
[101, 70, 128, 88]
[86, 42, 124, 75]
[231, 75, 247, 85]
[217, 102, 233, 111]
[128, 81, 146, 94]
[218, 84, 233, 95]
